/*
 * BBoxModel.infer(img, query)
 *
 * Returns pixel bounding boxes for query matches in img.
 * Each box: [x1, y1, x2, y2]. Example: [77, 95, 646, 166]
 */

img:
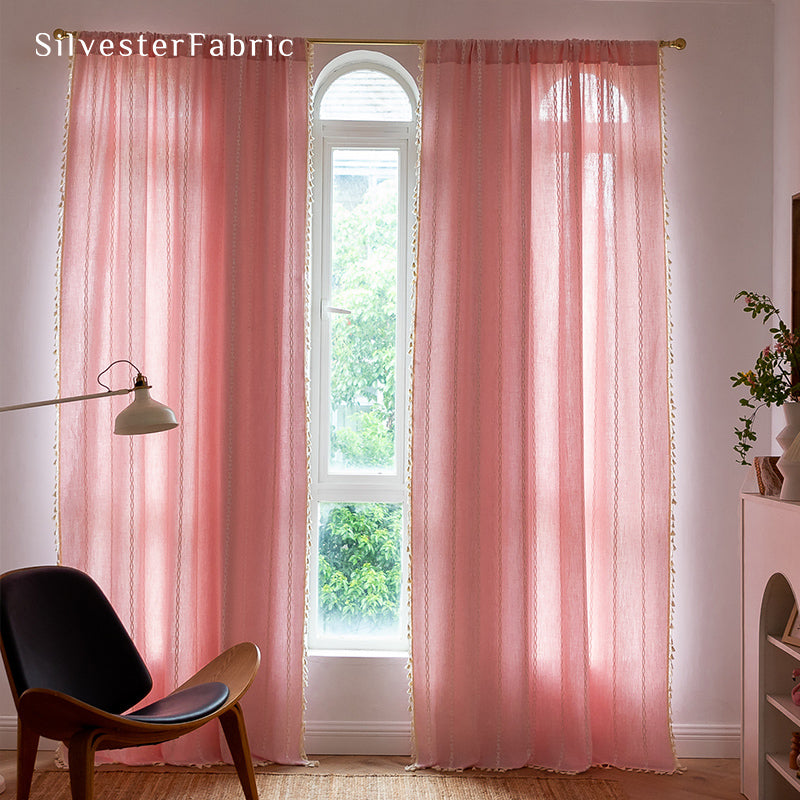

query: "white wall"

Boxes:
[772, 0, 800, 329]
[0, 0, 778, 759]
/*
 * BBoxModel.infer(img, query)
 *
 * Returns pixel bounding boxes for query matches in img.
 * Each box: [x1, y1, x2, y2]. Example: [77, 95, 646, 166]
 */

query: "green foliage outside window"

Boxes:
[329, 172, 398, 470]
[318, 502, 403, 635]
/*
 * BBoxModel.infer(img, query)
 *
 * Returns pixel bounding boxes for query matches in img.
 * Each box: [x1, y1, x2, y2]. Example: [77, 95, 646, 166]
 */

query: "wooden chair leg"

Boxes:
[67, 729, 99, 800]
[15, 721, 39, 800]
[219, 703, 259, 800]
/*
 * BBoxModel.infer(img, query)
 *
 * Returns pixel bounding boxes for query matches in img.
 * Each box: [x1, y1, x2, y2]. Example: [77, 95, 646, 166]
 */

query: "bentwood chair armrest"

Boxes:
[18, 688, 124, 742]
[174, 642, 261, 710]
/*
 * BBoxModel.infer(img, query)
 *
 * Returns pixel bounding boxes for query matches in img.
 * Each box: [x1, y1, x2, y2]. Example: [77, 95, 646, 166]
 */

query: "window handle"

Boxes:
[322, 302, 352, 317]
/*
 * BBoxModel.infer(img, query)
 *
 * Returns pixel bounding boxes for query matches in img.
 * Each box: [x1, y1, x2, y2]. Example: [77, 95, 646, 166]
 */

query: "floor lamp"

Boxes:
[0, 361, 178, 794]
[0, 360, 178, 434]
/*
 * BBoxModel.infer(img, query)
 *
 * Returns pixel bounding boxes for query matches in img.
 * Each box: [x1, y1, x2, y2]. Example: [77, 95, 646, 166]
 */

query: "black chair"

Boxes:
[0, 565, 260, 800]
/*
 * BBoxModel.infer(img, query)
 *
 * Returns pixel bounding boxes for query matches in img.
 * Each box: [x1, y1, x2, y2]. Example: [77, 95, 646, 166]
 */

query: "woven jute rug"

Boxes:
[29, 770, 626, 799]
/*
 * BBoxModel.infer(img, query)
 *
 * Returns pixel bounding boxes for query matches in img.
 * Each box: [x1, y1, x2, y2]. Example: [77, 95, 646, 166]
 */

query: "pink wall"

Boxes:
[0, 0, 778, 757]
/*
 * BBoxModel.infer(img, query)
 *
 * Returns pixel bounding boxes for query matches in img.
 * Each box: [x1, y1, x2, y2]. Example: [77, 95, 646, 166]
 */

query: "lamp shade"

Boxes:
[114, 385, 178, 435]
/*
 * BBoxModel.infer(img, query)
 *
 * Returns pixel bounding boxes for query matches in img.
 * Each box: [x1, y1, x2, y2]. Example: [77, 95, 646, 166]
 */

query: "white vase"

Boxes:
[776, 401, 800, 452]
[777, 429, 800, 501]
[776, 403, 800, 501]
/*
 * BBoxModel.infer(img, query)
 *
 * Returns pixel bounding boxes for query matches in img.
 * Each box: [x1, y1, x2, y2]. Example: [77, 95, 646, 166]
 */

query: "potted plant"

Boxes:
[730, 291, 800, 466]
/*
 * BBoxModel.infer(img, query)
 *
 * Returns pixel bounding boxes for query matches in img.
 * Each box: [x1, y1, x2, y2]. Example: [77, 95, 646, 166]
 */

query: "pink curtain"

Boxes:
[411, 40, 676, 772]
[58, 33, 310, 766]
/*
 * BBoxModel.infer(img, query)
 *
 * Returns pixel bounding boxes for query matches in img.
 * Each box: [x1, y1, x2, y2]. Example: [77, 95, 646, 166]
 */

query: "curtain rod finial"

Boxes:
[659, 38, 686, 50]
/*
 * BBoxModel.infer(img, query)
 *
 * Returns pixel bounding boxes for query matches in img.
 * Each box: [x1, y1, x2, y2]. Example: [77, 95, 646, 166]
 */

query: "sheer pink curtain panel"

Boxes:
[411, 39, 676, 772]
[58, 32, 310, 766]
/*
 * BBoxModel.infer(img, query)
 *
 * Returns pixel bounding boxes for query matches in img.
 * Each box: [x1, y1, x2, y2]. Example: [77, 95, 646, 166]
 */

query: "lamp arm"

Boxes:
[0, 388, 131, 414]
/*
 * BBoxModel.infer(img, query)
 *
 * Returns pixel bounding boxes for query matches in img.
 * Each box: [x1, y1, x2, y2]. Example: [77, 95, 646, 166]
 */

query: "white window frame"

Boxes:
[308, 53, 418, 653]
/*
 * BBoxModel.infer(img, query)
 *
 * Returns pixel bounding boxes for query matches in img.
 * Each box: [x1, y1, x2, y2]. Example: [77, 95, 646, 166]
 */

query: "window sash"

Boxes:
[309, 115, 416, 651]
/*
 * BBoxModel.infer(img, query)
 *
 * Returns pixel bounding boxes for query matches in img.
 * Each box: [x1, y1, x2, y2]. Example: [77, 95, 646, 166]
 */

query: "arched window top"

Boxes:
[320, 69, 413, 121]
[315, 51, 417, 122]
[539, 72, 630, 124]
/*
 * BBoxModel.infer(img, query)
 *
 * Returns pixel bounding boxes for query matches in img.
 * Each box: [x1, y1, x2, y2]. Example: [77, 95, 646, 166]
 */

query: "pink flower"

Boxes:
[775, 334, 798, 355]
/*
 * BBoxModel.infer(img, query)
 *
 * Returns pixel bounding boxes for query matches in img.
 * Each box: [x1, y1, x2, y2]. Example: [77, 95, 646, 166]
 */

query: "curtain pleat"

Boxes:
[410, 39, 676, 773]
[58, 33, 310, 766]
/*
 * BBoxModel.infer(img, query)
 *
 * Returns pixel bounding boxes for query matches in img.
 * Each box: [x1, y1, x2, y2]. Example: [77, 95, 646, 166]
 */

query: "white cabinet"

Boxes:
[741, 493, 800, 799]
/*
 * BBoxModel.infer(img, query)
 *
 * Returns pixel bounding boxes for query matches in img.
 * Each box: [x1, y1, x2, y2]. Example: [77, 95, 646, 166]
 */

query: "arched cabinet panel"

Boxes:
[761, 573, 800, 796]
[741, 493, 800, 799]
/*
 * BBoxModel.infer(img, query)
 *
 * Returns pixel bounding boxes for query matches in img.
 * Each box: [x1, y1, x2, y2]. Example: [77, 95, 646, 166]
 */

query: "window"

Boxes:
[538, 70, 631, 309]
[308, 53, 418, 651]
[539, 72, 630, 123]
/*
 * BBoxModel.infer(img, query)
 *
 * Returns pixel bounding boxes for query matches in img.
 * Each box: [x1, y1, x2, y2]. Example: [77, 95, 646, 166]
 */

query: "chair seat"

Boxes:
[124, 681, 230, 725]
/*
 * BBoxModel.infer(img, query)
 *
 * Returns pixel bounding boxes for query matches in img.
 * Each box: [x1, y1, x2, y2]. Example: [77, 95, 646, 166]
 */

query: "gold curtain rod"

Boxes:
[312, 37, 687, 49]
[309, 38, 424, 46]
[54, 30, 685, 50]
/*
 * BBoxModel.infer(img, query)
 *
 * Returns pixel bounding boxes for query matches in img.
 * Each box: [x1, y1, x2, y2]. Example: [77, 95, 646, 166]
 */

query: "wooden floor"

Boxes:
[0, 751, 743, 799]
